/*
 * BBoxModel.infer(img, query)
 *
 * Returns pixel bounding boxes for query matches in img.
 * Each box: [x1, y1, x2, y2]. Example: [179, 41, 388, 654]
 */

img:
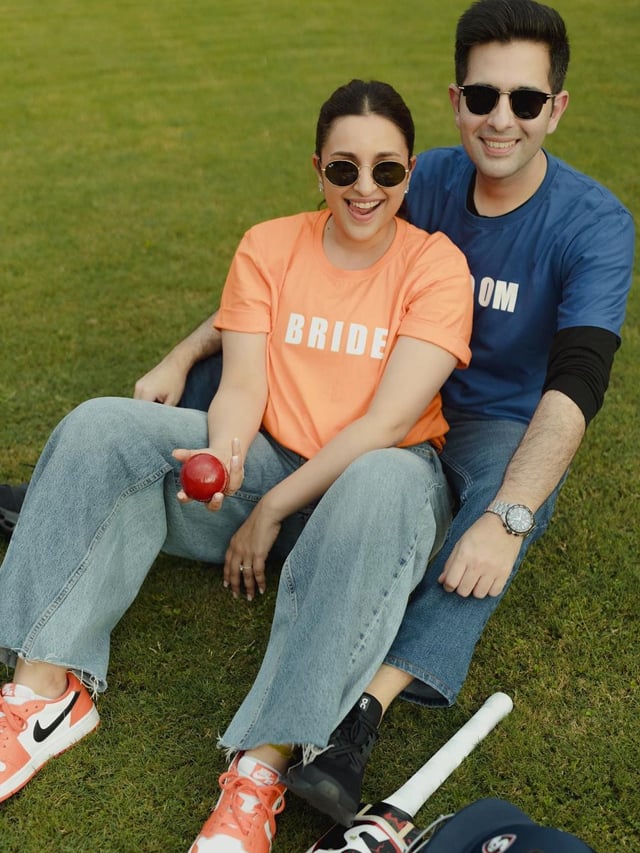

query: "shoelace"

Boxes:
[327, 712, 378, 768]
[216, 770, 285, 837]
[0, 697, 27, 741]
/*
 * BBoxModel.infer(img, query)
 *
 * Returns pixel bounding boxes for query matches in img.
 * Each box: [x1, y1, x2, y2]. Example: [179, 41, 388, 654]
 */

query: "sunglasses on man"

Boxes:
[458, 84, 555, 120]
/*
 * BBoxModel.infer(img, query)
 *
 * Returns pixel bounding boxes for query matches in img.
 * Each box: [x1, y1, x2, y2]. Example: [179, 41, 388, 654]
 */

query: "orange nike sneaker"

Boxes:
[0, 671, 99, 801]
[190, 754, 286, 853]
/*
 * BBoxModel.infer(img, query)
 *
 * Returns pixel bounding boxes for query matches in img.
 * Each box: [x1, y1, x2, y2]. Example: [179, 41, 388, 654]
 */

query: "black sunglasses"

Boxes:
[321, 160, 409, 188]
[458, 84, 555, 120]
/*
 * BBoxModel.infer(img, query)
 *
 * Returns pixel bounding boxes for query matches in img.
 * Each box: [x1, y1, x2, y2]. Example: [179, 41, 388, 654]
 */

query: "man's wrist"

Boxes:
[163, 342, 197, 373]
[485, 500, 536, 536]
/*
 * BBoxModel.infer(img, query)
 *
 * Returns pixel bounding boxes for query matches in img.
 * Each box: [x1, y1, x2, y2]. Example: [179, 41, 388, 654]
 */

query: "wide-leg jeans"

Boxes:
[168, 358, 566, 712]
[166, 356, 567, 712]
[0, 396, 452, 748]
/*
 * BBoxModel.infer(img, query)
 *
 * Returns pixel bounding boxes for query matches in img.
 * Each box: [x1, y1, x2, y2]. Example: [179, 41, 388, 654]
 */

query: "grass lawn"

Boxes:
[0, 1, 638, 850]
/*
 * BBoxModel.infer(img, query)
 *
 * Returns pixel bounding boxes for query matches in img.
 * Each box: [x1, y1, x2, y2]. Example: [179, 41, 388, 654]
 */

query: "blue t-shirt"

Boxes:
[406, 146, 635, 423]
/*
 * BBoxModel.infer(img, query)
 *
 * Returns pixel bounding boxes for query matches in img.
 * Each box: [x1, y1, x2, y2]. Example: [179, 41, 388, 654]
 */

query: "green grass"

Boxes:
[0, 1, 638, 850]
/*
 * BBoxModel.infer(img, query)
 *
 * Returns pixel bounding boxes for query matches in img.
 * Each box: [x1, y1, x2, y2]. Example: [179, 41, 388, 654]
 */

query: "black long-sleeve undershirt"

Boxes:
[543, 326, 620, 426]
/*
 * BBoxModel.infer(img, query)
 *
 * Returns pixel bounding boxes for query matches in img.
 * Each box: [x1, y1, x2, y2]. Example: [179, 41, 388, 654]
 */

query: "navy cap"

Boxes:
[423, 798, 597, 853]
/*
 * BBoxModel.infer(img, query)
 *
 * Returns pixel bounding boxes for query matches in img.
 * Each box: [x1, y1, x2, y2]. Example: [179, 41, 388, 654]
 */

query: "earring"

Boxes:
[318, 180, 324, 192]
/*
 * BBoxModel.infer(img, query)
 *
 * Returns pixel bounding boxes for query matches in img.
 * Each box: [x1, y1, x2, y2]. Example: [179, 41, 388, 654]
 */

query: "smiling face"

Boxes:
[450, 39, 568, 198]
[314, 113, 414, 262]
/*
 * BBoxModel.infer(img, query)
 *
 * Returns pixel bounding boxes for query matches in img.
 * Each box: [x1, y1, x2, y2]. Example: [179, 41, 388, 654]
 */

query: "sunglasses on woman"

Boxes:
[321, 160, 410, 188]
[458, 84, 555, 120]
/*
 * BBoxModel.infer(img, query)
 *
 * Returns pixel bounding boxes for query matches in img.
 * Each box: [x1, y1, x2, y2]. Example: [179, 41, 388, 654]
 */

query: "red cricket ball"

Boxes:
[180, 453, 229, 502]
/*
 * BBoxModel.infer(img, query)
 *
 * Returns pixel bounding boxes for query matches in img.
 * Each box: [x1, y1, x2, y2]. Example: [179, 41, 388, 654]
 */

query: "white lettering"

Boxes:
[330, 321, 344, 352]
[475, 276, 519, 312]
[346, 323, 368, 355]
[308, 316, 329, 349]
[283, 313, 389, 357]
[285, 313, 305, 344]
[478, 276, 494, 307]
[492, 280, 519, 313]
[370, 327, 387, 359]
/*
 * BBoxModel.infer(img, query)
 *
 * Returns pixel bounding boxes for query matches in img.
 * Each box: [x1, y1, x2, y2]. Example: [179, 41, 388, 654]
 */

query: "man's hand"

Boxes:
[439, 391, 586, 599]
[438, 511, 523, 598]
[133, 312, 222, 404]
[133, 358, 187, 405]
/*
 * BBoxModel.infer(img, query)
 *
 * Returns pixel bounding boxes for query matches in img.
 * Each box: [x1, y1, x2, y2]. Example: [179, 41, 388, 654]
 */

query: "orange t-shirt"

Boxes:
[216, 209, 472, 458]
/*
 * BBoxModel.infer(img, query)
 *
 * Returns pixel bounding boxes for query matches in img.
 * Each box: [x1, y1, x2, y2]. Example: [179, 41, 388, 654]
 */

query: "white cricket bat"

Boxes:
[306, 691, 514, 853]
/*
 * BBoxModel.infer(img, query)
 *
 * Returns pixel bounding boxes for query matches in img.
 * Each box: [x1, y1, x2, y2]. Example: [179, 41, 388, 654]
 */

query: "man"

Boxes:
[0, 0, 634, 847]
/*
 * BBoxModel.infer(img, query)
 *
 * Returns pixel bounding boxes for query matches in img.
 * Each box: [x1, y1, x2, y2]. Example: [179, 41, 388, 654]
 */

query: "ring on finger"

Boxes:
[239, 564, 252, 572]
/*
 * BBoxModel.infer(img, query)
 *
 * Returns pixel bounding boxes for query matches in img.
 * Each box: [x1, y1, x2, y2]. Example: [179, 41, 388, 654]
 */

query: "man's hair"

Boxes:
[454, 0, 570, 93]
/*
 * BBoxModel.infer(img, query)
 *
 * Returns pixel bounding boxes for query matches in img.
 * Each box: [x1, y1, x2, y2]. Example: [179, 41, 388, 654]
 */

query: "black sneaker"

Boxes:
[0, 483, 28, 542]
[286, 693, 382, 826]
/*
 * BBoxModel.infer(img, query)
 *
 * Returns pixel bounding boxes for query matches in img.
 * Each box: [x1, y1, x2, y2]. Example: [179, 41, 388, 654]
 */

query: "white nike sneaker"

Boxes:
[0, 671, 99, 801]
[189, 754, 286, 853]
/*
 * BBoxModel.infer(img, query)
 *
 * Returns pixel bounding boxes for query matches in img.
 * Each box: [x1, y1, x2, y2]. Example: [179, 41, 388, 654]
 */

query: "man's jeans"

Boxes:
[386, 407, 562, 706]
[177, 355, 563, 708]
[0, 394, 451, 749]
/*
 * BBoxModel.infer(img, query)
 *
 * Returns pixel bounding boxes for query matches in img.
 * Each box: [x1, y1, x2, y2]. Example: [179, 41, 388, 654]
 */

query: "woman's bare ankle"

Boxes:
[13, 659, 68, 699]
[246, 744, 293, 775]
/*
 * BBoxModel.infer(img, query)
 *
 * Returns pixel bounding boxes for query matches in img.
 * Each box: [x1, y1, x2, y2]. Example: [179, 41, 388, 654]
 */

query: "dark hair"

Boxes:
[454, 0, 570, 93]
[315, 79, 415, 159]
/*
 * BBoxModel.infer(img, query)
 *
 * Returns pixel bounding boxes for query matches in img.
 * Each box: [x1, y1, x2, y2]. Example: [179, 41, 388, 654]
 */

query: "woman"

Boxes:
[0, 80, 472, 851]
[182, 81, 471, 851]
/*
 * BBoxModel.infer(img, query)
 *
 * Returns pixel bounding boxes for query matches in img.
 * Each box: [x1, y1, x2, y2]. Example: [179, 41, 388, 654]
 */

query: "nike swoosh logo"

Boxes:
[33, 691, 80, 742]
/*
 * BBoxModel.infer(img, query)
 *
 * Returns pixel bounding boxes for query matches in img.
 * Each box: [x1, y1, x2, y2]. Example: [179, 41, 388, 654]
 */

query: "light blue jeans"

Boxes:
[180, 358, 566, 714]
[179, 359, 564, 709]
[0, 396, 452, 748]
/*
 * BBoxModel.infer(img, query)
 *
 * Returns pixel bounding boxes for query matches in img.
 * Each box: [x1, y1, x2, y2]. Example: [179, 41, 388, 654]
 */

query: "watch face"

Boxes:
[505, 504, 535, 534]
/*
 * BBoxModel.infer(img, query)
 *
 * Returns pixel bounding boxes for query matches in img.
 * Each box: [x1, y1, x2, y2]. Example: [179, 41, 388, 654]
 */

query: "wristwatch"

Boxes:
[486, 500, 535, 536]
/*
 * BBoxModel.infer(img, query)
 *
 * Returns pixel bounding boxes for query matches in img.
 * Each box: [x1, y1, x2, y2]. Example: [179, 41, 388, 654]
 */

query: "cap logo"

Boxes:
[482, 834, 517, 852]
